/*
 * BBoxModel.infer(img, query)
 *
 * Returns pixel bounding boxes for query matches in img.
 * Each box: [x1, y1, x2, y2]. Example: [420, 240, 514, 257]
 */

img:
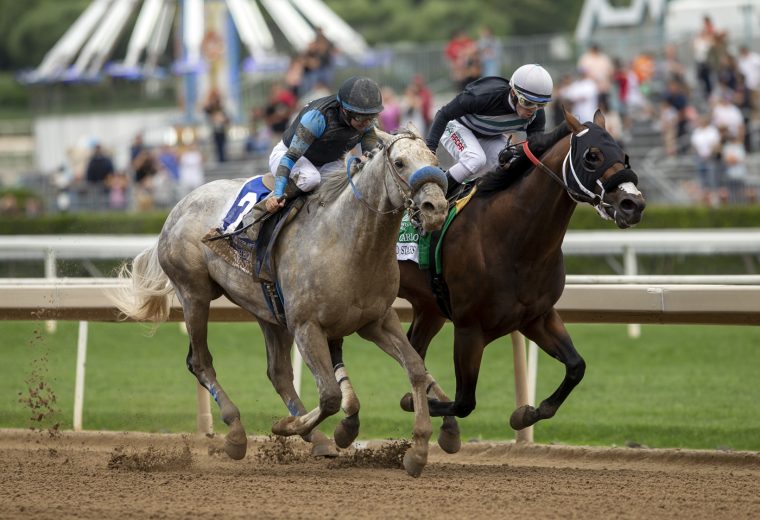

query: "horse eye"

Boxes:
[583, 149, 603, 169]
[394, 159, 404, 168]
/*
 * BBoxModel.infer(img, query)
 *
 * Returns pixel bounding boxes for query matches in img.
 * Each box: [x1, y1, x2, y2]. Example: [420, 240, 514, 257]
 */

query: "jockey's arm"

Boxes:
[424, 94, 468, 153]
[273, 109, 326, 198]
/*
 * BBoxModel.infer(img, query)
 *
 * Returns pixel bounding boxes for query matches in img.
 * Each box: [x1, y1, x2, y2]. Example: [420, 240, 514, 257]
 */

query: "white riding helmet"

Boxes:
[510, 64, 553, 104]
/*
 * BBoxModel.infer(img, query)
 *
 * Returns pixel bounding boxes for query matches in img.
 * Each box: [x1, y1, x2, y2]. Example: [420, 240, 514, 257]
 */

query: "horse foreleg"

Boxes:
[426, 324, 486, 422]
[271, 322, 341, 438]
[511, 309, 586, 430]
[329, 338, 361, 449]
[182, 296, 246, 460]
[358, 310, 432, 478]
[260, 321, 337, 457]
[401, 310, 460, 453]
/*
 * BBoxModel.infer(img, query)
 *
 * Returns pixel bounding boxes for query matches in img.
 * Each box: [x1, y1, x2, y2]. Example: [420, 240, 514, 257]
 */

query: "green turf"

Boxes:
[2, 320, 759, 451]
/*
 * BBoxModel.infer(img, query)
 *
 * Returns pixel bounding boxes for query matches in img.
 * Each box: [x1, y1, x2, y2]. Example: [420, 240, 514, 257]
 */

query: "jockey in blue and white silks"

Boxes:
[264, 76, 384, 214]
[426, 64, 553, 193]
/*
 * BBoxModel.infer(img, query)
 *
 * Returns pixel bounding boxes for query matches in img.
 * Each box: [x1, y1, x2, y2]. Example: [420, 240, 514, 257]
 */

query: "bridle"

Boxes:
[345, 132, 442, 216]
[521, 126, 638, 220]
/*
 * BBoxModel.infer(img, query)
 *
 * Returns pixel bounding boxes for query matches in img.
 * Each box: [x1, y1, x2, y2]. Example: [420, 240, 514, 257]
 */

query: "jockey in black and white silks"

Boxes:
[265, 76, 384, 213]
[425, 64, 554, 192]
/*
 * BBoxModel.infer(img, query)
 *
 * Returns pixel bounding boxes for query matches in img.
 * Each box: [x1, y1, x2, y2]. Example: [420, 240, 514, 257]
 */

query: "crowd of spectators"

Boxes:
[18, 16, 760, 216]
[550, 16, 760, 206]
[41, 133, 206, 214]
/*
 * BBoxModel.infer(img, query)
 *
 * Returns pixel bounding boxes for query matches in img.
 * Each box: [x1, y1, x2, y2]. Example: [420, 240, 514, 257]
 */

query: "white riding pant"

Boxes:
[269, 141, 344, 193]
[440, 120, 514, 183]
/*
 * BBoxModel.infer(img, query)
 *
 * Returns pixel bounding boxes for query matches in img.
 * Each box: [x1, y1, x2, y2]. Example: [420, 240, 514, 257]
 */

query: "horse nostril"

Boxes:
[421, 201, 435, 214]
[620, 198, 640, 214]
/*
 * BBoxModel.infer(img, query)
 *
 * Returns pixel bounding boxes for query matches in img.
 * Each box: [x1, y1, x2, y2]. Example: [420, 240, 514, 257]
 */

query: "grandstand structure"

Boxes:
[21, 0, 367, 123]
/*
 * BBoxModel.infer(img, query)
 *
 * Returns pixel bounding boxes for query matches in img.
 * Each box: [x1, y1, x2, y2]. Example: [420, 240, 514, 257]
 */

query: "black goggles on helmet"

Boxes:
[346, 110, 377, 122]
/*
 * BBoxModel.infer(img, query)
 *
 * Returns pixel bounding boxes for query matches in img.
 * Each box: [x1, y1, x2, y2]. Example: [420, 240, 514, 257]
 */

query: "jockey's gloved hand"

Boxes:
[498, 146, 516, 167]
[498, 144, 525, 169]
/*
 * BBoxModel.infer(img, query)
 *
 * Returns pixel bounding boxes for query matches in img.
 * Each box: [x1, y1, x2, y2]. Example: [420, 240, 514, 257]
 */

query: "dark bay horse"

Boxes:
[112, 126, 448, 477]
[398, 109, 646, 449]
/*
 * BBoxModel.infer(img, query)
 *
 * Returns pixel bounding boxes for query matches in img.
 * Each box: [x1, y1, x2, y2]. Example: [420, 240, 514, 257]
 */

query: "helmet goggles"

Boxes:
[346, 110, 377, 122]
[515, 92, 549, 109]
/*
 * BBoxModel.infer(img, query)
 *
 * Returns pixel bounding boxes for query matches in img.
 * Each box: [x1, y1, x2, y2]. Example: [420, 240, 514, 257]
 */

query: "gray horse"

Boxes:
[111, 126, 448, 477]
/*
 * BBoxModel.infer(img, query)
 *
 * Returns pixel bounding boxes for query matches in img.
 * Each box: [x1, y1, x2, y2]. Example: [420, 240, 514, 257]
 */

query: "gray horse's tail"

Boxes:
[109, 244, 174, 323]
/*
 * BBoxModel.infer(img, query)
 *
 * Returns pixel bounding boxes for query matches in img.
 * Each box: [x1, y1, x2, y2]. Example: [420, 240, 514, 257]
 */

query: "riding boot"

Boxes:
[244, 178, 304, 243]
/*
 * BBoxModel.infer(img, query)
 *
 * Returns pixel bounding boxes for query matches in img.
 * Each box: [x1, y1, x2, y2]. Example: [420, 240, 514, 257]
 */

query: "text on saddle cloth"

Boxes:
[395, 185, 478, 272]
[219, 175, 273, 234]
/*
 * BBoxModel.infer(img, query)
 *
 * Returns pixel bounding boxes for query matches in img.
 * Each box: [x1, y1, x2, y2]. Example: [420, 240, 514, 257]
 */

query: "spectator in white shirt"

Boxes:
[690, 115, 721, 204]
[711, 93, 745, 143]
[737, 45, 760, 119]
[560, 68, 599, 124]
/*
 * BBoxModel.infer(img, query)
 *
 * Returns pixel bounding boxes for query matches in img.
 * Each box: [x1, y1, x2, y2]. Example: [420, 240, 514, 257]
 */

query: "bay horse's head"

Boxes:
[562, 107, 646, 229]
[372, 124, 448, 232]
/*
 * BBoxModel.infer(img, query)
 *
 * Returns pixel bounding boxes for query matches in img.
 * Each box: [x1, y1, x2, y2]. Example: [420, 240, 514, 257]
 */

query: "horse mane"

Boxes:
[314, 129, 417, 205]
[314, 159, 351, 204]
[475, 121, 571, 196]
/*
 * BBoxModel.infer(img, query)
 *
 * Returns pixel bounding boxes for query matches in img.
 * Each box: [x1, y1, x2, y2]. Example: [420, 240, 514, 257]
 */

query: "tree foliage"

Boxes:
[0, 0, 585, 71]
[0, 0, 90, 70]
[323, 0, 584, 43]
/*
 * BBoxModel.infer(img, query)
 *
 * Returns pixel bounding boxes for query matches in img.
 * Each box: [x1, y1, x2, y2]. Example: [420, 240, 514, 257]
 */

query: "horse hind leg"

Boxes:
[181, 293, 247, 460]
[270, 323, 342, 439]
[260, 321, 337, 457]
[328, 338, 361, 449]
[511, 310, 586, 430]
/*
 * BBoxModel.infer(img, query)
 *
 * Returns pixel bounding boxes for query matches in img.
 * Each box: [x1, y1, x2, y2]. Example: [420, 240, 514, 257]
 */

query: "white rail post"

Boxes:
[44, 248, 57, 333]
[73, 321, 88, 431]
[511, 332, 533, 443]
[196, 381, 213, 435]
[624, 245, 641, 338]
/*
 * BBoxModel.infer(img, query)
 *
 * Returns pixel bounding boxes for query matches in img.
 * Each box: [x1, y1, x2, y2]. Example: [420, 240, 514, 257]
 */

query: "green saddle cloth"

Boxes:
[397, 206, 460, 273]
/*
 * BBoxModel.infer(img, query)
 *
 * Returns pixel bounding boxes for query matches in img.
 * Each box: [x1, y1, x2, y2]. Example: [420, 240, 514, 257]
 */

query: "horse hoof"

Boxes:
[509, 405, 537, 431]
[333, 414, 360, 449]
[437, 420, 461, 454]
[403, 448, 427, 478]
[224, 418, 247, 460]
[272, 415, 299, 436]
[400, 393, 414, 412]
[303, 430, 338, 458]
[311, 439, 339, 458]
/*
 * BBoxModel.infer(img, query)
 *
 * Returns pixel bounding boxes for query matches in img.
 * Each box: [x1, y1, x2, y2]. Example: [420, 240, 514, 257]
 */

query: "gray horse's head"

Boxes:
[374, 124, 448, 232]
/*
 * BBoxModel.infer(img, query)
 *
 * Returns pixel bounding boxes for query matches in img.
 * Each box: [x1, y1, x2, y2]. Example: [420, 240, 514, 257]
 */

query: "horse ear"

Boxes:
[593, 109, 606, 129]
[375, 127, 391, 142]
[562, 104, 584, 133]
[406, 121, 423, 139]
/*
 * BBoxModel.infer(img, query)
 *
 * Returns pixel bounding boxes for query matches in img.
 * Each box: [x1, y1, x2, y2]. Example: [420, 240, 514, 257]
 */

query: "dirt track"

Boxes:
[1, 429, 759, 519]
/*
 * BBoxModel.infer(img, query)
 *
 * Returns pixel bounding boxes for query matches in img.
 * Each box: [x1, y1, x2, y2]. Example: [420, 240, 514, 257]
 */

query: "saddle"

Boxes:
[201, 178, 304, 326]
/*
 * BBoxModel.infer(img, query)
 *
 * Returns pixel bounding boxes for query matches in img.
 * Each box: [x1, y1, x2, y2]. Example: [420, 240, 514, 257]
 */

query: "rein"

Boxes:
[345, 133, 421, 215]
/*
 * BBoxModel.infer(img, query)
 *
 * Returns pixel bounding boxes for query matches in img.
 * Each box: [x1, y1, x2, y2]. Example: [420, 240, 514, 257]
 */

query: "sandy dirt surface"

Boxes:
[1, 428, 759, 519]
